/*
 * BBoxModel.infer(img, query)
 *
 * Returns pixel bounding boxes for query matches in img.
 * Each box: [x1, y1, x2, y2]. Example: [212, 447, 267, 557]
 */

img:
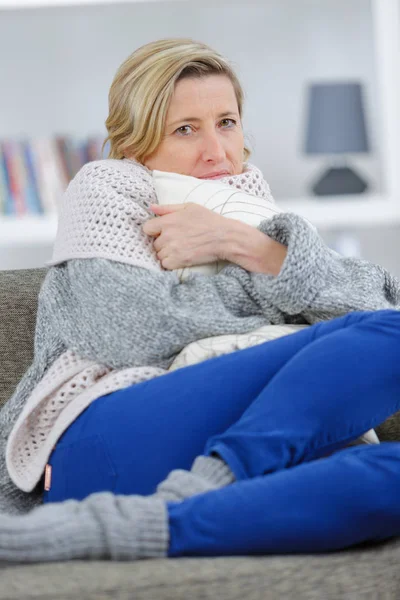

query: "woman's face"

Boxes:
[143, 75, 245, 179]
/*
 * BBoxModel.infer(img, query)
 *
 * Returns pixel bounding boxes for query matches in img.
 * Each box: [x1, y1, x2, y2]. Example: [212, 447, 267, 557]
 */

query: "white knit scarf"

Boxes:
[46, 159, 275, 269]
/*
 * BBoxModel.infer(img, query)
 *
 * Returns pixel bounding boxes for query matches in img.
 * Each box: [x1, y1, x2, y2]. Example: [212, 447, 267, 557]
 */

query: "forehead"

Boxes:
[168, 75, 238, 114]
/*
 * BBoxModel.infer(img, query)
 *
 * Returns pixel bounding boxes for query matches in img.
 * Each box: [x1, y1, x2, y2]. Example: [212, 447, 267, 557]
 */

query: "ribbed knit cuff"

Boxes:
[253, 213, 333, 315]
[191, 455, 236, 486]
[0, 493, 168, 563]
[155, 455, 235, 503]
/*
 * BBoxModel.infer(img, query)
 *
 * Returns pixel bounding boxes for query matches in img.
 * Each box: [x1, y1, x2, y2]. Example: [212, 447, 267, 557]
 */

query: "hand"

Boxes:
[142, 203, 228, 271]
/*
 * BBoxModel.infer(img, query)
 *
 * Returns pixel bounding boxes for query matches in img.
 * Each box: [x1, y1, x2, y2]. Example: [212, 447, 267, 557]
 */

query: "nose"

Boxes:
[201, 131, 226, 163]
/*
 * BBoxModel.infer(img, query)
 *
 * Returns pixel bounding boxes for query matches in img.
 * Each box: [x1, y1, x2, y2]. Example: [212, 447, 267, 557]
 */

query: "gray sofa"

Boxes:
[1, 267, 400, 600]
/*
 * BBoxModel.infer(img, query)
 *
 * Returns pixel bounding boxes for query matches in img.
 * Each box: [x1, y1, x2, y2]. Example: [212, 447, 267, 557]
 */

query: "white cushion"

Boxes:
[152, 170, 280, 282]
[168, 323, 307, 371]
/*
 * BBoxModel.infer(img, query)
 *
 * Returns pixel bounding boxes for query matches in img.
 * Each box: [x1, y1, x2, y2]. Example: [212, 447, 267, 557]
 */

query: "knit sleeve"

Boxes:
[41, 258, 283, 370]
[249, 212, 400, 322]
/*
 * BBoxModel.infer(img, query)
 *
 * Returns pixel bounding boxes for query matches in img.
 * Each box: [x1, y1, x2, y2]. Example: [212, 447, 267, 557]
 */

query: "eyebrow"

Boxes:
[168, 112, 239, 128]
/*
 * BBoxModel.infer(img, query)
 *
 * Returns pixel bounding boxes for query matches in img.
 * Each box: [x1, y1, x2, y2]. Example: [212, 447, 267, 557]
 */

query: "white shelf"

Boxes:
[278, 194, 400, 229]
[0, 215, 57, 246]
[0, 0, 186, 9]
[0, 194, 399, 250]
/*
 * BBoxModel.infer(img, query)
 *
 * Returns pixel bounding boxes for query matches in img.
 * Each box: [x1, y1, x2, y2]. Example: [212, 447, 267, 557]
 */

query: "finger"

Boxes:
[159, 256, 175, 271]
[156, 247, 168, 261]
[153, 236, 163, 252]
[150, 203, 187, 215]
[142, 217, 162, 236]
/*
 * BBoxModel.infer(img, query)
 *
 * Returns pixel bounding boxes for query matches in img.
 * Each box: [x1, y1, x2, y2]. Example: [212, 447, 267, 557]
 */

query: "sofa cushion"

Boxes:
[0, 538, 400, 599]
[0, 268, 47, 409]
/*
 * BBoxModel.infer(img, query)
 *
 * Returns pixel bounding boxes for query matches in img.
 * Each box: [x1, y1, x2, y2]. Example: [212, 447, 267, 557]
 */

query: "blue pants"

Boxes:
[44, 309, 400, 554]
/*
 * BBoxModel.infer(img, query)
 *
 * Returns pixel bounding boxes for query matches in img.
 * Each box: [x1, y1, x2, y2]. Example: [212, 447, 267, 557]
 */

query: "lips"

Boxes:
[199, 171, 230, 179]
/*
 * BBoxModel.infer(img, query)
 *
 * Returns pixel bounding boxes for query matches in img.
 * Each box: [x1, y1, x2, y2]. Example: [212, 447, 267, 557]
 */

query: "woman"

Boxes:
[1, 38, 400, 562]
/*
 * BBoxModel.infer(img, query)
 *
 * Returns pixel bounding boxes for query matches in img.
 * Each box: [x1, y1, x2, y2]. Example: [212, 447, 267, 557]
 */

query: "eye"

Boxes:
[220, 118, 237, 128]
[175, 125, 193, 136]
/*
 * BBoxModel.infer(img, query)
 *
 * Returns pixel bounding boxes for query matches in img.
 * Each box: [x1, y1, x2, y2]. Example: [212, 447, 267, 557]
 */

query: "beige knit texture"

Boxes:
[6, 350, 166, 492]
[46, 159, 272, 270]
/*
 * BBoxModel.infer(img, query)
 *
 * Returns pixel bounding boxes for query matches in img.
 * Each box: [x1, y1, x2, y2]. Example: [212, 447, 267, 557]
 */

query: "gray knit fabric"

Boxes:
[0, 210, 399, 562]
[0, 455, 234, 563]
[155, 456, 236, 502]
[0, 492, 168, 563]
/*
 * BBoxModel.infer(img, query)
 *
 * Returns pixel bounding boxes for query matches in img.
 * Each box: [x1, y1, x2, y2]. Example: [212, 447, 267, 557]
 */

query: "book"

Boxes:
[23, 141, 44, 215]
[0, 144, 13, 216]
[2, 140, 26, 217]
[0, 135, 107, 216]
[31, 138, 68, 215]
[55, 136, 73, 184]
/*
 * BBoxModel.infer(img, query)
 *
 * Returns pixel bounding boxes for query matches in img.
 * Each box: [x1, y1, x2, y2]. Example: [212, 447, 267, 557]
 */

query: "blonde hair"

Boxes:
[103, 38, 251, 163]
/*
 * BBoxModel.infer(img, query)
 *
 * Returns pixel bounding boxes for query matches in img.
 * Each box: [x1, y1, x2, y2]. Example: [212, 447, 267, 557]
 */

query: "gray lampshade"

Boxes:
[305, 82, 369, 154]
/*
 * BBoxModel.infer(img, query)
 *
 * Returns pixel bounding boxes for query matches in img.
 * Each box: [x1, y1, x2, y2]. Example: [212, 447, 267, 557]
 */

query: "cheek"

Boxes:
[227, 133, 246, 165]
[166, 142, 199, 175]
[146, 139, 196, 175]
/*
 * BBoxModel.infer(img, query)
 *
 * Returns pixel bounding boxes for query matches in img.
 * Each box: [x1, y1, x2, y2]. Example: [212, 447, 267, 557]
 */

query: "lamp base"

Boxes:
[312, 166, 368, 196]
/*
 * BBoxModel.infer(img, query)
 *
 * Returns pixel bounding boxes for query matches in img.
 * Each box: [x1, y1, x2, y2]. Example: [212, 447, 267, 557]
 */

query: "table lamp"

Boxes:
[304, 82, 370, 195]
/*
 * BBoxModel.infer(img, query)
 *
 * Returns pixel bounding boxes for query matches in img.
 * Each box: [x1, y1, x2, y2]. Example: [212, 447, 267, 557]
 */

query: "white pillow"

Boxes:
[168, 323, 307, 371]
[152, 170, 281, 282]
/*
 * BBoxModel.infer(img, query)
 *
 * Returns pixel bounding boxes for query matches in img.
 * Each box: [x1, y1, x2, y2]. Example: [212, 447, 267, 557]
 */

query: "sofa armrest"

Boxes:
[0, 268, 47, 408]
